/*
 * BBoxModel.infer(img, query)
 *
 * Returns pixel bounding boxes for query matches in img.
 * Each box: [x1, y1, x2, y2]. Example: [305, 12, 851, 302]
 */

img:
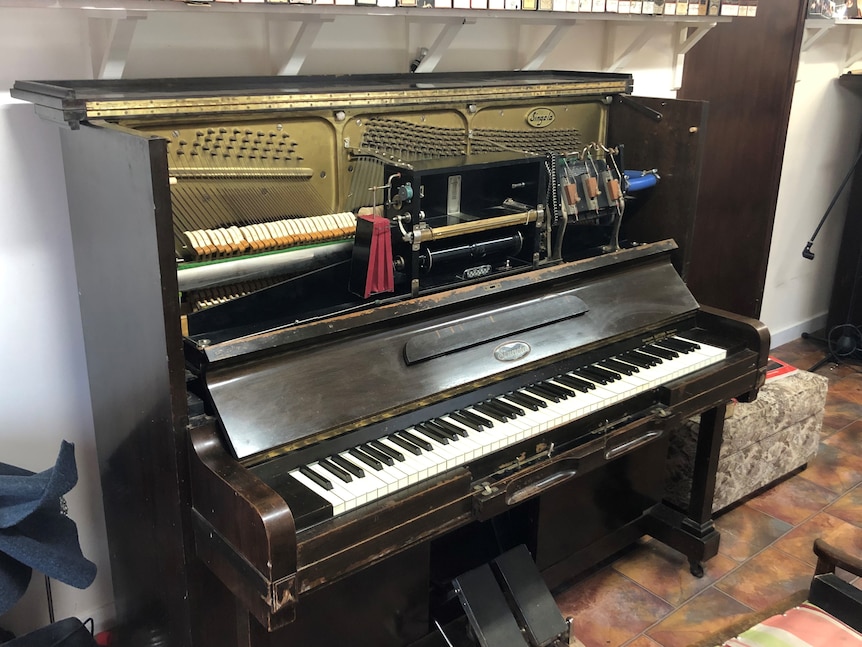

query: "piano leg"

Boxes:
[645, 403, 727, 578]
[683, 403, 726, 577]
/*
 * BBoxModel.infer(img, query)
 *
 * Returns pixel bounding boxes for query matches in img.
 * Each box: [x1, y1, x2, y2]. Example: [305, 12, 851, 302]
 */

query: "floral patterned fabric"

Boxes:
[665, 369, 828, 513]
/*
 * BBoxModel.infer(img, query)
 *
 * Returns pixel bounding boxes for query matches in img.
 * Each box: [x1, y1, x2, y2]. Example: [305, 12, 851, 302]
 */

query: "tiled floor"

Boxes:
[553, 336, 862, 647]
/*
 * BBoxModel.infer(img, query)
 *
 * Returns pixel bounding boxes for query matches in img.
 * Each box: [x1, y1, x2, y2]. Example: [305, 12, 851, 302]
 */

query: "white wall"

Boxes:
[0, 8, 114, 637]
[760, 31, 862, 347]
[0, 3, 795, 636]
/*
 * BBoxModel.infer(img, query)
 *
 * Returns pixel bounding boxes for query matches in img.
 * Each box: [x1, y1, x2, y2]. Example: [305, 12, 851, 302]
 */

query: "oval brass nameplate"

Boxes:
[526, 108, 556, 128]
[494, 340, 531, 362]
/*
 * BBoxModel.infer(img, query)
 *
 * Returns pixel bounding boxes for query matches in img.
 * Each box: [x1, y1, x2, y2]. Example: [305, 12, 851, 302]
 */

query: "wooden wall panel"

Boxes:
[678, 0, 806, 318]
[609, 96, 708, 281]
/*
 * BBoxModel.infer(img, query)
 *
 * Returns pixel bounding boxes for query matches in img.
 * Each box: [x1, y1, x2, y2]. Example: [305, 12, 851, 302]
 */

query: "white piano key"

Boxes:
[672, 336, 727, 360]
[289, 469, 347, 516]
[305, 463, 368, 508]
[411, 428, 470, 469]
[377, 438, 437, 480]
[340, 451, 398, 497]
[322, 459, 386, 503]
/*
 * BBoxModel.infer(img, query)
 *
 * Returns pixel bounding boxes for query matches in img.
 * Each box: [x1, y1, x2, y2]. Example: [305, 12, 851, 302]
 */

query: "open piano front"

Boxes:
[12, 71, 768, 647]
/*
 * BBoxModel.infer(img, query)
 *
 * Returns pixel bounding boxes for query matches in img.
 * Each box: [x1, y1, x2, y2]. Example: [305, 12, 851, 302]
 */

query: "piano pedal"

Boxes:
[451, 545, 574, 647]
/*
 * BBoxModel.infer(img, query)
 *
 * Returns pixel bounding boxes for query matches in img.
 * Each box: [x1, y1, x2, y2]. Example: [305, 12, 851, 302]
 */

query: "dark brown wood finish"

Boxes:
[57, 123, 192, 646]
[16, 72, 772, 647]
[608, 96, 708, 280]
[678, 0, 806, 317]
[188, 423, 297, 630]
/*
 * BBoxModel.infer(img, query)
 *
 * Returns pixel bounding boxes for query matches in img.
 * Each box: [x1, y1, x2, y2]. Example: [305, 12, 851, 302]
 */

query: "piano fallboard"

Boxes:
[192, 241, 699, 462]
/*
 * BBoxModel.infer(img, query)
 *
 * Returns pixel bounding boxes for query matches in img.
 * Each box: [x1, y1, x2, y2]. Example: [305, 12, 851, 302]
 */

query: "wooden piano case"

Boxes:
[10, 72, 767, 647]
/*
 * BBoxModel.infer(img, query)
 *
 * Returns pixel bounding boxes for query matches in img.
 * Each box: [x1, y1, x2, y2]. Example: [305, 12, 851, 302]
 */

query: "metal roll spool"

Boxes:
[418, 233, 523, 272]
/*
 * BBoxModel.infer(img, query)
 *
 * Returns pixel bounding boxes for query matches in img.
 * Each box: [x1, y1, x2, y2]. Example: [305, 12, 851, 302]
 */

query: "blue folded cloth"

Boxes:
[0, 441, 97, 615]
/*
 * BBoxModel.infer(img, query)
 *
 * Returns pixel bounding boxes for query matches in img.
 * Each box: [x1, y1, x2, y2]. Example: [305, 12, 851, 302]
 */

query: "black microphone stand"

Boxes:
[801, 146, 862, 371]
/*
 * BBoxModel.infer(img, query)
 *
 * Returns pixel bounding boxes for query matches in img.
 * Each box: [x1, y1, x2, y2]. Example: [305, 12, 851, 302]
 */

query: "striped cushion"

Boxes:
[722, 603, 862, 646]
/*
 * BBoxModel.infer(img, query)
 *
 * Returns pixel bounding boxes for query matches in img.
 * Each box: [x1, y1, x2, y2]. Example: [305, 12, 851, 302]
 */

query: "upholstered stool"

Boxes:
[665, 366, 828, 514]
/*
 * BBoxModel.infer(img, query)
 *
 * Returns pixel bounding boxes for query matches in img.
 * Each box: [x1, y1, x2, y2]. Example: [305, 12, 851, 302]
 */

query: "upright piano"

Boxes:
[12, 71, 768, 647]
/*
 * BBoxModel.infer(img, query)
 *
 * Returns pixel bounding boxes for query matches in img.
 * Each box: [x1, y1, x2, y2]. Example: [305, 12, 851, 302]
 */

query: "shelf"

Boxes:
[803, 17, 862, 71]
[2, 0, 730, 81]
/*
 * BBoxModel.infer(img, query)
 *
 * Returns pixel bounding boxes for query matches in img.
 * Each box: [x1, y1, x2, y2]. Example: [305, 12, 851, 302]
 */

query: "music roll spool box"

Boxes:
[350, 154, 546, 299]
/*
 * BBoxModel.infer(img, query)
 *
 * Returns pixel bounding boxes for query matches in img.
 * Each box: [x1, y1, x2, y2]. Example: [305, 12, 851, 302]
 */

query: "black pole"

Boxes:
[803, 145, 862, 260]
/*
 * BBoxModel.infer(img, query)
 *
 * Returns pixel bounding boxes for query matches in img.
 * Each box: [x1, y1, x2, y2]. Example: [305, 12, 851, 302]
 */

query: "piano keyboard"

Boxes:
[288, 336, 726, 518]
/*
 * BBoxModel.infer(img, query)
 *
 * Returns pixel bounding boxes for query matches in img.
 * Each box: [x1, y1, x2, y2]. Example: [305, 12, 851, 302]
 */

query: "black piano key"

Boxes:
[360, 443, 395, 466]
[473, 403, 510, 423]
[414, 423, 450, 445]
[371, 440, 404, 462]
[490, 397, 524, 417]
[349, 447, 383, 471]
[573, 367, 609, 384]
[482, 399, 518, 420]
[628, 350, 662, 366]
[399, 430, 434, 451]
[554, 373, 592, 392]
[503, 391, 544, 411]
[434, 418, 469, 438]
[618, 352, 652, 369]
[448, 412, 485, 432]
[331, 454, 365, 478]
[539, 381, 574, 398]
[453, 409, 493, 429]
[587, 365, 621, 381]
[299, 465, 334, 491]
[423, 420, 458, 441]
[643, 343, 677, 359]
[658, 336, 700, 352]
[318, 458, 353, 483]
[388, 434, 423, 455]
[525, 384, 563, 403]
[600, 358, 639, 375]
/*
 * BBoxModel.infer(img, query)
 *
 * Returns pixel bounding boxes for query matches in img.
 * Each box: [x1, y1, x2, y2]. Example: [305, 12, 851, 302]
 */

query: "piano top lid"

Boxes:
[10, 70, 633, 127]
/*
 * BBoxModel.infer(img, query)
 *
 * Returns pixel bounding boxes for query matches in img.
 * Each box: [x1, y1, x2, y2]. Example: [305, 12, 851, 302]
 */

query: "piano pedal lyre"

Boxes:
[451, 544, 575, 647]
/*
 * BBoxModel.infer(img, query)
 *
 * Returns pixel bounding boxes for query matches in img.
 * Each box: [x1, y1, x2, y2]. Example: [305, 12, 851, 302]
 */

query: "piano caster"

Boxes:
[689, 561, 705, 578]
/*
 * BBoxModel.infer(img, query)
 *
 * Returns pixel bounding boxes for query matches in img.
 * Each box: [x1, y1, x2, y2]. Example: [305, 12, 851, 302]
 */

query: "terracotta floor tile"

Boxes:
[770, 341, 824, 369]
[622, 636, 663, 647]
[773, 511, 862, 567]
[714, 504, 793, 562]
[827, 373, 862, 403]
[645, 588, 753, 647]
[824, 420, 862, 456]
[612, 538, 738, 607]
[554, 568, 673, 647]
[745, 474, 837, 525]
[714, 546, 812, 611]
[798, 442, 862, 495]
[827, 484, 862, 527]
[821, 395, 862, 435]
